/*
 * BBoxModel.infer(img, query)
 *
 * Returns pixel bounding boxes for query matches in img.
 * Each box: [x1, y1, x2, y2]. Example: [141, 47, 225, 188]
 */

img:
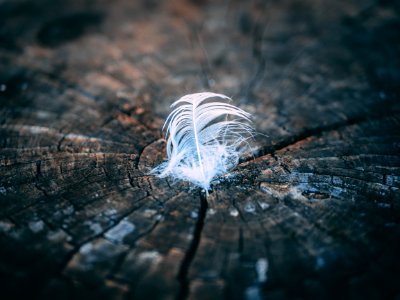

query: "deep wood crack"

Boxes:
[176, 190, 208, 300]
[249, 110, 399, 162]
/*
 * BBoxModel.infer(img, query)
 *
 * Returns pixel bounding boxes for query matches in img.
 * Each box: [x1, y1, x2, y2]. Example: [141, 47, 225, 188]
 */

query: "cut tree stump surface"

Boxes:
[1, 0, 399, 299]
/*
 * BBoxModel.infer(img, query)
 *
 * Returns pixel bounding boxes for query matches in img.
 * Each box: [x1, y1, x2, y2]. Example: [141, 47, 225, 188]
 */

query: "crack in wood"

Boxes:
[35, 160, 42, 178]
[34, 183, 50, 198]
[249, 111, 400, 162]
[176, 190, 208, 300]
[57, 134, 67, 152]
[33, 159, 52, 198]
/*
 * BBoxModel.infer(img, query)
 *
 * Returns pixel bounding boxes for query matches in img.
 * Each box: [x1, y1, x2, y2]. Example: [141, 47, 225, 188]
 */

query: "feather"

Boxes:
[151, 92, 254, 191]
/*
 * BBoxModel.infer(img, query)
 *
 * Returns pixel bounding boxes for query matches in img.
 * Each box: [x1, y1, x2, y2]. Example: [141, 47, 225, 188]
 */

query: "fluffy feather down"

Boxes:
[151, 92, 254, 191]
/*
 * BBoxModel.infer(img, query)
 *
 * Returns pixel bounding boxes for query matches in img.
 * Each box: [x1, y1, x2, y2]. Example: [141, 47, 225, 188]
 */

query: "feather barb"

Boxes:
[151, 92, 254, 191]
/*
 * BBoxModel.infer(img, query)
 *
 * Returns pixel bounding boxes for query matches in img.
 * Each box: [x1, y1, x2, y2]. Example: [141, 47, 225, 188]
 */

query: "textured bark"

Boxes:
[0, 0, 399, 299]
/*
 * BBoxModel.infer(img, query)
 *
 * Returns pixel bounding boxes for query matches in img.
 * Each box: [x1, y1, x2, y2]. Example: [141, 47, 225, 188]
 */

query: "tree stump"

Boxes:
[1, 0, 399, 299]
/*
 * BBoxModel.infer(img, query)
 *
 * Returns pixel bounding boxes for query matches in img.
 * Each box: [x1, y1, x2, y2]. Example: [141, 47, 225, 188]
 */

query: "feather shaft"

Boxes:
[192, 100, 206, 183]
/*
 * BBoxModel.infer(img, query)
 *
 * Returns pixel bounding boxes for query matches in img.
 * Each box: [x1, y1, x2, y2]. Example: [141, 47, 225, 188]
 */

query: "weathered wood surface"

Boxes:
[1, 0, 399, 299]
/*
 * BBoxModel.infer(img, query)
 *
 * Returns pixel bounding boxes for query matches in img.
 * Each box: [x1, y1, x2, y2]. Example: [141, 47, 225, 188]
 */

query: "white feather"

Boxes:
[151, 92, 254, 191]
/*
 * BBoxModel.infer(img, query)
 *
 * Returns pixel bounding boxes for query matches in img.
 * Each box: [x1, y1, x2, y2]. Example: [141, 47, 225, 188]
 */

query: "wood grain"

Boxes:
[1, 0, 399, 299]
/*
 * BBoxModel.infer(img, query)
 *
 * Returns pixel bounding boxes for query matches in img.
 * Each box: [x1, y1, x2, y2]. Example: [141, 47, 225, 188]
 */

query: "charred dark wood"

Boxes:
[0, 0, 399, 299]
